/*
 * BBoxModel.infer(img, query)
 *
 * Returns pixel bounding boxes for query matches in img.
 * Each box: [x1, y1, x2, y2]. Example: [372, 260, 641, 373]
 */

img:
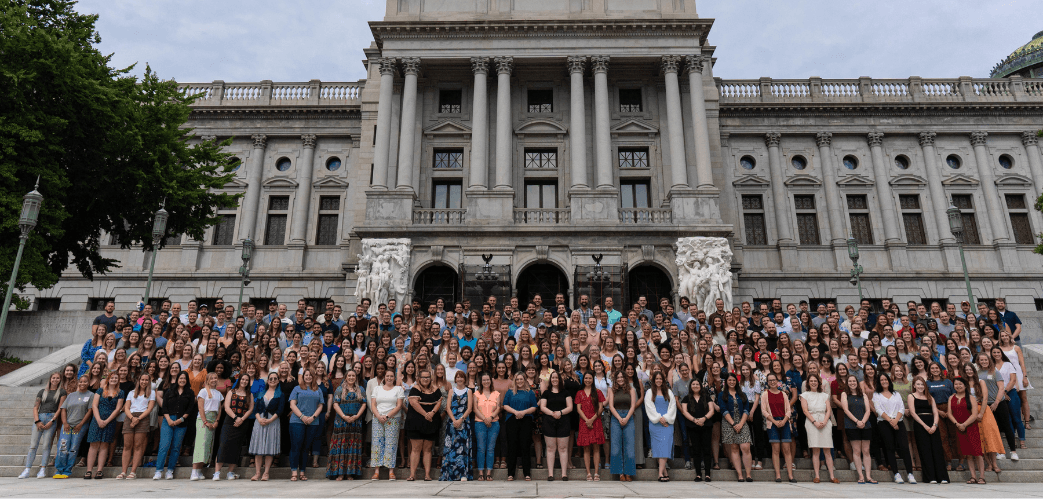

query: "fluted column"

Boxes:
[395, 58, 421, 191]
[662, 56, 690, 191]
[371, 58, 397, 189]
[815, 133, 845, 243]
[592, 56, 612, 189]
[685, 55, 714, 189]
[469, 57, 490, 190]
[1023, 131, 1043, 196]
[240, 134, 267, 240]
[568, 57, 589, 190]
[289, 135, 317, 243]
[971, 131, 1007, 243]
[867, 133, 901, 243]
[918, 132, 954, 243]
[765, 132, 793, 243]
[493, 56, 514, 190]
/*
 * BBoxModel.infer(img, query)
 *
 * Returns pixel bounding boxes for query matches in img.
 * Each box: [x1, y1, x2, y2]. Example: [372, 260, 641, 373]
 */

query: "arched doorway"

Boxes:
[516, 263, 569, 309]
[627, 265, 673, 315]
[413, 265, 461, 310]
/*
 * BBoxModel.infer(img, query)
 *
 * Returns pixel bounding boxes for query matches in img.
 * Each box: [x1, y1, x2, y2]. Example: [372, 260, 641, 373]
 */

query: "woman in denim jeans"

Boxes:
[472, 372, 501, 481]
[19, 372, 67, 479]
[154, 371, 194, 480]
[53, 375, 95, 478]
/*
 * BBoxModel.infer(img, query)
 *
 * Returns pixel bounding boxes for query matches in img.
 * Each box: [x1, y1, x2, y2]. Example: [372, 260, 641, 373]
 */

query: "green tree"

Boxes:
[0, 0, 240, 306]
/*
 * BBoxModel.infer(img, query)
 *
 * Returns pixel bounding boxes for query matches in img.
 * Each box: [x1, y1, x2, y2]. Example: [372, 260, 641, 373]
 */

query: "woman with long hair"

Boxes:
[908, 377, 950, 484]
[325, 369, 365, 480]
[287, 368, 325, 481]
[762, 373, 796, 483]
[948, 377, 985, 483]
[719, 373, 754, 482]
[473, 372, 501, 481]
[154, 371, 193, 480]
[800, 373, 837, 483]
[998, 331, 1032, 429]
[190, 373, 223, 481]
[249, 372, 283, 481]
[369, 368, 404, 480]
[576, 371, 605, 481]
[503, 371, 538, 481]
[18, 372, 66, 479]
[406, 366, 444, 481]
[679, 377, 715, 482]
[440, 371, 473, 481]
[608, 369, 637, 481]
[964, 362, 1005, 473]
[85, 374, 124, 479]
[117, 373, 156, 479]
[873, 373, 915, 484]
[212, 373, 254, 481]
[645, 371, 676, 482]
[841, 374, 875, 484]
[925, 361, 959, 469]
[977, 351, 1019, 460]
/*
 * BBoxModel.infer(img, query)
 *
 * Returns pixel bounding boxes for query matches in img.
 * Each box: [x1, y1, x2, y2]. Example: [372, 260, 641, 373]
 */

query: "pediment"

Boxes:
[941, 174, 980, 187]
[837, 174, 875, 187]
[222, 178, 249, 190]
[783, 174, 822, 187]
[423, 120, 471, 138]
[732, 174, 771, 188]
[262, 177, 299, 189]
[889, 174, 927, 187]
[610, 119, 659, 137]
[514, 119, 567, 137]
[995, 173, 1033, 187]
[313, 176, 349, 189]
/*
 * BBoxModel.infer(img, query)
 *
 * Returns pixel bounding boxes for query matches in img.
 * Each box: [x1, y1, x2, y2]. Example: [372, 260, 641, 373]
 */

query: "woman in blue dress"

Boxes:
[85, 375, 125, 479]
[327, 370, 366, 480]
[440, 371, 473, 481]
[79, 326, 106, 377]
[644, 371, 676, 482]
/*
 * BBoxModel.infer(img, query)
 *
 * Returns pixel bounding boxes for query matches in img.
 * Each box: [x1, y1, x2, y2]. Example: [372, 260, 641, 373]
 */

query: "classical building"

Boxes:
[30, 1, 1043, 315]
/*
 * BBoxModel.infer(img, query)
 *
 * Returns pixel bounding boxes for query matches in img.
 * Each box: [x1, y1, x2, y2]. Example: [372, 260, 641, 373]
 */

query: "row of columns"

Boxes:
[369, 54, 717, 195]
[238, 133, 317, 244]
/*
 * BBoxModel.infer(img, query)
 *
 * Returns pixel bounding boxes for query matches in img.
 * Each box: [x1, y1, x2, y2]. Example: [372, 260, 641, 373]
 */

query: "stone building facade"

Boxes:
[28, 1, 1043, 315]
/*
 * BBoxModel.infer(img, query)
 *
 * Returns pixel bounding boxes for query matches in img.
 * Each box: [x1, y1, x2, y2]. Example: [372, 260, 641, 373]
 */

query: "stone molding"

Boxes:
[200, 135, 217, 142]
[378, 58, 397, 76]
[684, 55, 705, 76]
[370, 20, 713, 44]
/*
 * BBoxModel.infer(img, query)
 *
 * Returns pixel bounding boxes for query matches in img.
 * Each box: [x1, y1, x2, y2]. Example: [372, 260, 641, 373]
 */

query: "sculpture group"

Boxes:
[355, 238, 411, 315]
[675, 237, 734, 313]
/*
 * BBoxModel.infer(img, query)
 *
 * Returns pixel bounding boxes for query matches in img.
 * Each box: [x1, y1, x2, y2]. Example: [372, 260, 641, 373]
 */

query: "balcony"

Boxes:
[178, 80, 362, 107]
[513, 209, 571, 224]
[412, 209, 466, 225]
[619, 208, 673, 224]
[715, 76, 1043, 105]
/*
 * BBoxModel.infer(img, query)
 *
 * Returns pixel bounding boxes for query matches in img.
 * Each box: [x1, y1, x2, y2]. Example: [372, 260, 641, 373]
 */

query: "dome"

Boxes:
[991, 30, 1043, 78]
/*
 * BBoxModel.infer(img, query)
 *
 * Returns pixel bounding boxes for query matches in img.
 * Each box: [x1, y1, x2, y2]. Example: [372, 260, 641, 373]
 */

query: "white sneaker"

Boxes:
[1011, 451, 1020, 461]
[165, 470, 174, 480]
[907, 473, 916, 484]
[996, 453, 1006, 460]
[849, 463, 856, 471]
[18, 468, 31, 479]
[212, 472, 220, 481]
[37, 467, 47, 479]
[894, 472, 904, 484]
[226, 472, 237, 480]
[929, 480, 937, 484]
[190, 470, 201, 481]
[153, 471, 163, 480]
[940, 480, 949, 484]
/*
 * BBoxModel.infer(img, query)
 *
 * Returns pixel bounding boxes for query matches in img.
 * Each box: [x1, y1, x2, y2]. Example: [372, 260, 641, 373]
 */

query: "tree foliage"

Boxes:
[0, 0, 240, 303]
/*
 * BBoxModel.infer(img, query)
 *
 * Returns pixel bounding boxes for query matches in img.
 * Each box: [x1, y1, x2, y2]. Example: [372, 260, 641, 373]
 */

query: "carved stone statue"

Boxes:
[675, 237, 733, 313]
[355, 238, 411, 315]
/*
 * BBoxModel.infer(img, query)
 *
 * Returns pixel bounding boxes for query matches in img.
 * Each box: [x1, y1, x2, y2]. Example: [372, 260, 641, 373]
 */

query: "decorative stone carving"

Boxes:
[660, 55, 682, 74]
[918, 132, 936, 147]
[355, 238, 411, 315]
[251, 134, 267, 149]
[970, 131, 989, 147]
[675, 237, 733, 313]
[815, 132, 832, 147]
[566, 56, 586, 74]
[764, 132, 781, 148]
[470, 57, 489, 75]
[684, 55, 705, 76]
[400, 57, 422, 76]
[535, 245, 549, 261]
[200, 135, 217, 142]
[590, 55, 610, 74]
[301, 134, 316, 149]
[867, 132, 884, 147]
[430, 245, 444, 262]
[378, 58, 397, 76]
[1022, 131, 1039, 147]
[641, 244, 655, 261]
[494, 56, 514, 75]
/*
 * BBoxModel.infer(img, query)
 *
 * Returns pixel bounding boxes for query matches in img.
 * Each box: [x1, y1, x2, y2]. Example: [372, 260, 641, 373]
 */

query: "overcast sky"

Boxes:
[78, 0, 1039, 84]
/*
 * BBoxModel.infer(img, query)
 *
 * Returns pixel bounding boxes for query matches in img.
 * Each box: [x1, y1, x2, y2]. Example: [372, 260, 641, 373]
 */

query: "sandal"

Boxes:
[978, 478, 986, 484]
[406, 476, 415, 481]
[857, 479, 865, 484]
[586, 473, 593, 481]
[126, 473, 135, 480]
[83, 472, 92, 479]
[507, 476, 514, 481]
[966, 478, 977, 484]
[115, 473, 126, 480]
[593, 474, 600, 481]
[251, 475, 259, 481]
[291, 474, 298, 481]
[524, 476, 531, 481]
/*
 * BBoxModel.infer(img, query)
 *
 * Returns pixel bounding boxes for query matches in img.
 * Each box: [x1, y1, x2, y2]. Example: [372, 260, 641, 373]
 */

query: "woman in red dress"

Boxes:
[947, 377, 985, 484]
[576, 371, 606, 481]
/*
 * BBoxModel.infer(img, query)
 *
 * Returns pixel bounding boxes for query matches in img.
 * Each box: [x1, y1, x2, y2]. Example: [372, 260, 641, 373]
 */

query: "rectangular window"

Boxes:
[163, 233, 181, 246]
[951, 194, 981, 245]
[433, 181, 462, 209]
[741, 194, 767, 245]
[620, 181, 651, 209]
[525, 182, 557, 209]
[1006, 194, 1034, 245]
[315, 196, 340, 245]
[89, 298, 114, 311]
[619, 88, 643, 112]
[524, 149, 557, 169]
[794, 195, 820, 245]
[899, 194, 927, 245]
[527, 89, 553, 113]
[847, 194, 873, 245]
[433, 149, 464, 169]
[264, 195, 289, 245]
[36, 298, 61, 311]
[618, 147, 649, 168]
[439, 89, 462, 114]
[212, 214, 236, 245]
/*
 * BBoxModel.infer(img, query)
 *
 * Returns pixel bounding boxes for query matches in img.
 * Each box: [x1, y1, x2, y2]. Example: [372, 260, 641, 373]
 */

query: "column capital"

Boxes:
[660, 55, 682, 74]
[470, 57, 489, 75]
[251, 134, 267, 149]
[399, 57, 421, 76]
[764, 132, 781, 148]
[494, 56, 514, 75]
[590, 55, 610, 74]
[918, 132, 937, 147]
[867, 132, 884, 147]
[684, 55, 705, 76]
[377, 57, 397, 76]
[970, 131, 989, 147]
[815, 132, 832, 147]
[200, 135, 217, 142]
[301, 134, 317, 149]
[1023, 130, 1040, 146]
[566, 56, 586, 74]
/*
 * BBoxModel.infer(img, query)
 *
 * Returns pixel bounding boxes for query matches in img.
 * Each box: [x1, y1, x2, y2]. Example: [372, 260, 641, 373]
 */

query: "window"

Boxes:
[315, 196, 340, 245]
[212, 214, 237, 245]
[791, 156, 808, 170]
[439, 89, 462, 114]
[527, 89, 553, 113]
[899, 195, 927, 245]
[619, 88, 642, 112]
[794, 195, 820, 245]
[999, 154, 1014, 169]
[264, 196, 289, 245]
[894, 155, 910, 170]
[618, 148, 649, 168]
[229, 156, 241, 172]
[1035, 298, 1043, 312]
[433, 181, 462, 209]
[620, 181, 651, 209]
[37, 298, 61, 311]
[275, 157, 292, 171]
[843, 155, 859, 170]
[847, 194, 874, 244]
[1006, 194, 1034, 244]
[524, 149, 557, 169]
[524, 182, 557, 209]
[163, 233, 182, 246]
[950, 194, 981, 244]
[741, 195, 767, 245]
[89, 298, 115, 311]
[946, 154, 962, 169]
[325, 157, 341, 171]
[433, 149, 463, 169]
[740, 156, 756, 170]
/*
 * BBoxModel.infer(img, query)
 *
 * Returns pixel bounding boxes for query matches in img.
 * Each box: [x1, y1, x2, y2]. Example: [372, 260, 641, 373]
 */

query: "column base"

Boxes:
[995, 241, 1019, 273]
[286, 241, 306, 271]
[668, 188, 722, 224]
[466, 189, 515, 223]
[570, 188, 619, 222]
[777, 241, 798, 272]
[884, 240, 908, 271]
[364, 190, 416, 225]
[179, 240, 202, 271]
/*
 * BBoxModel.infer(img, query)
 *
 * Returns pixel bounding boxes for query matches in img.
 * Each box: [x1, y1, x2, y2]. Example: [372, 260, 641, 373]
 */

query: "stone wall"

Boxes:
[0, 311, 95, 361]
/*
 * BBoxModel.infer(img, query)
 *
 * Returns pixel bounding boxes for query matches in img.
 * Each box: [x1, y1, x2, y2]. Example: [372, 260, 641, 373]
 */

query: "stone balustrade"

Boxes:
[412, 208, 467, 225]
[178, 80, 362, 106]
[512, 208, 571, 224]
[716, 76, 1043, 104]
[619, 208, 673, 224]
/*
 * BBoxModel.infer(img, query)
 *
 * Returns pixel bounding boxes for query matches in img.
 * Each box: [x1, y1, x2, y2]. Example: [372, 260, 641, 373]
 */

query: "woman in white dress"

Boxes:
[799, 373, 836, 483]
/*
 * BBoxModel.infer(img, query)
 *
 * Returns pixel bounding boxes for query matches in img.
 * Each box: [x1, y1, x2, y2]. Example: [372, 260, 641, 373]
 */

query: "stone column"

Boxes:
[493, 56, 514, 190]
[1024, 132, 1043, 196]
[971, 132, 1008, 243]
[395, 58, 421, 191]
[592, 56, 612, 189]
[289, 135, 317, 244]
[765, 132, 792, 243]
[240, 134, 267, 240]
[918, 132, 954, 243]
[469, 57, 490, 190]
[568, 56, 589, 190]
[662, 56, 690, 191]
[867, 133, 901, 243]
[685, 55, 714, 190]
[815, 132, 846, 244]
[371, 58, 397, 189]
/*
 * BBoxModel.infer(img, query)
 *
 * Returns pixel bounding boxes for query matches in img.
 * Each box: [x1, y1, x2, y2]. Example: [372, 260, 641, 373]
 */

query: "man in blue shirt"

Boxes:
[996, 297, 1023, 343]
[92, 301, 118, 333]
[604, 296, 622, 326]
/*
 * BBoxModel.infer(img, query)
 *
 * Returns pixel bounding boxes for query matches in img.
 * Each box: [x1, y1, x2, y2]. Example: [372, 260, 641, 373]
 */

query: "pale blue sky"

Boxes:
[78, 0, 1040, 83]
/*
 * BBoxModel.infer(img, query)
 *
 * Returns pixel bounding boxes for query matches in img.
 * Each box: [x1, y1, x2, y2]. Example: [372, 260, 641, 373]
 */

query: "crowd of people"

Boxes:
[16, 292, 1033, 486]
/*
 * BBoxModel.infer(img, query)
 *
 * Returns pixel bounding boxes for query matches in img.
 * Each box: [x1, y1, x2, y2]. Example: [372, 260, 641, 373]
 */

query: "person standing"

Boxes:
[841, 374, 875, 484]
[154, 371, 193, 480]
[19, 372, 66, 479]
[644, 371, 676, 482]
[213, 373, 254, 480]
[472, 372, 501, 481]
[503, 371, 537, 481]
[763, 373, 796, 483]
[539, 371, 573, 481]
[948, 377, 985, 484]
[118, 373, 156, 479]
[405, 369, 442, 481]
[908, 377, 950, 484]
[190, 373, 223, 481]
[608, 370, 637, 481]
[873, 373, 915, 484]
[53, 376, 94, 479]
[679, 378, 714, 482]
[575, 372, 604, 482]
[287, 369, 325, 481]
[718, 373, 754, 482]
[85, 375, 124, 479]
[440, 371, 473, 481]
[369, 369, 404, 480]
[799, 373, 836, 483]
[250, 372, 283, 481]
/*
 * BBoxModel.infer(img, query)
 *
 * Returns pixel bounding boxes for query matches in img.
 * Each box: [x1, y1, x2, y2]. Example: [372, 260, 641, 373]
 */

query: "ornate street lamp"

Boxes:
[237, 238, 254, 318]
[947, 200, 975, 310]
[847, 237, 864, 301]
[142, 202, 169, 308]
[0, 179, 43, 343]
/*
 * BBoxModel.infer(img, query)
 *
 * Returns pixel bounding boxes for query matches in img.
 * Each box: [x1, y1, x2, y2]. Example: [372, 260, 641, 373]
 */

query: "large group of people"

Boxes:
[16, 292, 1032, 486]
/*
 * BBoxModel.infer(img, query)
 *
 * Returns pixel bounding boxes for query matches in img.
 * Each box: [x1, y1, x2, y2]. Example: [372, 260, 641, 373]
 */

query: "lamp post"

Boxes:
[237, 238, 254, 319]
[0, 179, 44, 344]
[847, 237, 864, 301]
[142, 203, 170, 308]
[947, 200, 975, 310]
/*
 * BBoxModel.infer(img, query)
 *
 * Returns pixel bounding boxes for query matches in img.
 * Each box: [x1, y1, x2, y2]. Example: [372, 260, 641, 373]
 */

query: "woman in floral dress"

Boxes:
[440, 371, 473, 481]
[327, 370, 366, 480]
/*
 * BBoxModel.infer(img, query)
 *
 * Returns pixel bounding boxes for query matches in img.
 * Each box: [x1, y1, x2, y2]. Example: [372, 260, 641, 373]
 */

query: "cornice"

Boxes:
[187, 107, 362, 121]
[369, 19, 713, 47]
